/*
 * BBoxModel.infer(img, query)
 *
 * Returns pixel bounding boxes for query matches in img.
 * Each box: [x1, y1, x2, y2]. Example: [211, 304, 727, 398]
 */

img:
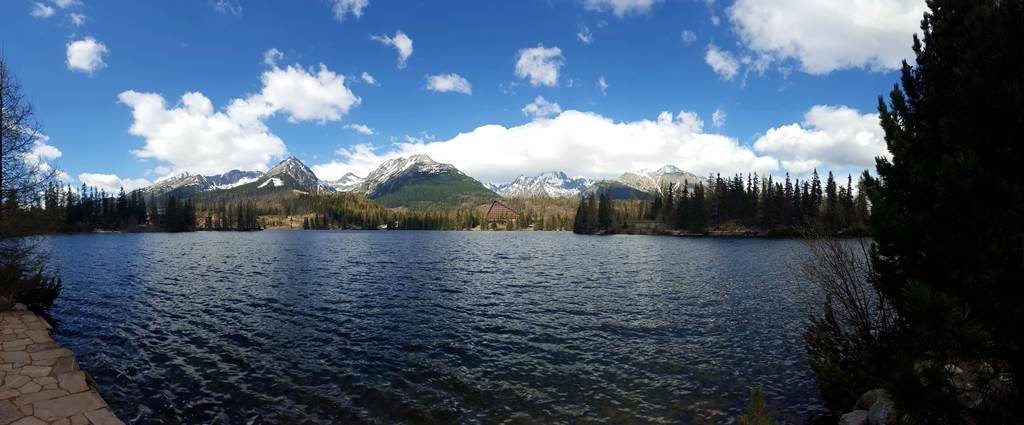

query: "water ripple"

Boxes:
[42, 231, 829, 424]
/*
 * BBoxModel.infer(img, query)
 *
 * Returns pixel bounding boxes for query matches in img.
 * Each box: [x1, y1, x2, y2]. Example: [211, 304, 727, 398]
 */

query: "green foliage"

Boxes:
[801, 1, 1024, 422]
[0, 240, 61, 312]
[586, 181, 655, 201]
[736, 387, 778, 425]
[371, 173, 496, 208]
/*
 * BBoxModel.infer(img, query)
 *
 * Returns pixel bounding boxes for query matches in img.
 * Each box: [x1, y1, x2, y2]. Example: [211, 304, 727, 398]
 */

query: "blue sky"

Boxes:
[1, 0, 926, 191]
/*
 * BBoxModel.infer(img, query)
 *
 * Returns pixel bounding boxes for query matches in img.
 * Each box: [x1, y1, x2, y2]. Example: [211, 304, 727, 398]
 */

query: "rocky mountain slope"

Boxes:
[493, 171, 592, 198]
[344, 155, 496, 207]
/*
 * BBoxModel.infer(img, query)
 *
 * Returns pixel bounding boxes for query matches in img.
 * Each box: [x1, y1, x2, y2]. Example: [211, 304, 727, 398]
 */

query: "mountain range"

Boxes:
[143, 155, 708, 207]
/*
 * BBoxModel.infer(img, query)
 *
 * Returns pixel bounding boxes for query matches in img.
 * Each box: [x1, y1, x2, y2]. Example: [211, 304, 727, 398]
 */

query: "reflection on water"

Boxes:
[42, 231, 826, 424]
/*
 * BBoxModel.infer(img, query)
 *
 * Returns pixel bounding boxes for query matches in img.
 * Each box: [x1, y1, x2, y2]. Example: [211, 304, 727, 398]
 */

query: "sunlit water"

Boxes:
[40, 231, 827, 424]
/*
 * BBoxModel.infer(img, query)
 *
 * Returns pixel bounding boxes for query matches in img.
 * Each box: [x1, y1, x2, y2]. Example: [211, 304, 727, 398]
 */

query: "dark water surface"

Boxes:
[41, 231, 826, 424]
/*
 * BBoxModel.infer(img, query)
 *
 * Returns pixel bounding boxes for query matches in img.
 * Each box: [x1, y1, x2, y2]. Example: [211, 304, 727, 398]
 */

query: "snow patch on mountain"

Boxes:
[258, 178, 284, 188]
[617, 165, 706, 193]
[354, 154, 461, 196]
[327, 172, 366, 192]
[494, 171, 592, 198]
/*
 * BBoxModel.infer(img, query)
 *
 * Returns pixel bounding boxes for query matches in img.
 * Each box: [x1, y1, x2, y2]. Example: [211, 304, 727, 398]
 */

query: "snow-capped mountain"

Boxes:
[326, 172, 365, 192]
[344, 154, 496, 207]
[353, 154, 461, 197]
[145, 173, 212, 198]
[256, 156, 334, 193]
[493, 171, 592, 198]
[617, 165, 706, 193]
[146, 169, 265, 197]
[208, 170, 264, 190]
[143, 157, 332, 197]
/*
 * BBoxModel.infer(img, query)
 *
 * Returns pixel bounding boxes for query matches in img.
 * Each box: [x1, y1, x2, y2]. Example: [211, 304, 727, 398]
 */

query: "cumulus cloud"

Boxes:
[705, 43, 738, 80]
[118, 61, 360, 175]
[583, 0, 659, 16]
[260, 64, 361, 122]
[263, 48, 283, 67]
[712, 108, 726, 128]
[312, 109, 781, 184]
[332, 0, 368, 21]
[66, 38, 108, 74]
[728, 0, 925, 74]
[371, 31, 413, 69]
[78, 173, 152, 193]
[577, 25, 593, 44]
[53, 0, 81, 8]
[31, 2, 55, 18]
[345, 123, 374, 135]
[521, 96, 562, 119]
[681, 30, 697, 46]
[752, 105, 888, 174]
[425, 73, 472, 95]
[360, 71, 378, 85]
[18, 135, 69, 182]
[597, 76, 609, 95]
[515, 44, 564, 87]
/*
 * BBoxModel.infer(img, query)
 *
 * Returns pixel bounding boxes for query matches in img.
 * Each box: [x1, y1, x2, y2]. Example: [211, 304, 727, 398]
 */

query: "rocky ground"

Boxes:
[0, 310, 123, 425]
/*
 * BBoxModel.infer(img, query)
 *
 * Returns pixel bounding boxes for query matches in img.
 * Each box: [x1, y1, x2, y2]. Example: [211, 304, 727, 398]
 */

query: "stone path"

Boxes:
[0, 310, 124, 425]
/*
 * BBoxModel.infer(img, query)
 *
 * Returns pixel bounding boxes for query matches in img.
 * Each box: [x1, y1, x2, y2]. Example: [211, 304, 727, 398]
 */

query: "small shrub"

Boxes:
[0, 239, 61, 312]
[736, 387, 778, 425]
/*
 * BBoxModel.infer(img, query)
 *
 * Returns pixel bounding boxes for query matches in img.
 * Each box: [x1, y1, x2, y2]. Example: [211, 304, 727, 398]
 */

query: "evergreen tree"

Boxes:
[839, 1, 1024, 421]
[597, 190, 612, 231]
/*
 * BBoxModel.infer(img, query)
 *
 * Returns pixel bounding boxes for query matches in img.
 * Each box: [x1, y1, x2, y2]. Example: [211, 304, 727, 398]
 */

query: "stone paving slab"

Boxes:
[1, 311, 123, 425]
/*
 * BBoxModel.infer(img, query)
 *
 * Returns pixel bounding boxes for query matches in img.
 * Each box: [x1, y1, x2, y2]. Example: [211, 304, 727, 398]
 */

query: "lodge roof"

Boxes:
[485, 201, 520, 222]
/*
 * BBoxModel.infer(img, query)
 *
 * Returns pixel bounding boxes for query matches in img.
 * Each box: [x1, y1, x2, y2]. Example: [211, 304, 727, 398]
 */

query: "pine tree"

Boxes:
[861, 1, 1024, 421]
[597, 190, 612, 231]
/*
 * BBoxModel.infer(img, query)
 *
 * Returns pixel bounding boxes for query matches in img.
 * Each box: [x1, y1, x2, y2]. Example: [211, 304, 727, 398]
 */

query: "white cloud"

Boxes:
[712, 108, 726, 128]
[360, 71, 378, 85]
[263, 48, 283, 67]
[345, 123, 374, 135]
[69, 12, 86, 27]
[710, 15, 720, 26]
[331, 0, 368, 21]
[515, 44, 564, 87]
[583, 0, 659, 16]
[31, 2, 55, 18]
[752, 105, 888, 174]
[371, 31, 413, 69]
[728, 0, 925, 74]
[704, 43, 738, 80]
[260, 64, 361, 122]
[521, 96, 562, 119]
[597, 76, 609, 96]
[313, 109, 781, 184]
[681, 30, 697, 46]
[78, 173, 152, 193]
[577, 25, 593, 44]
[209, 0, 241, 16]
[425, 73, 472, 95]
[53, 0, 81, 8]
[66, 38, 108, 75]
[118, 60, 360, 175]
[18, 136, 69, 182]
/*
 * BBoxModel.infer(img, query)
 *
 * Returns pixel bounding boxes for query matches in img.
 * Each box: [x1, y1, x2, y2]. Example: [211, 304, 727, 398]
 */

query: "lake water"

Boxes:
[40, 231, 827, 424]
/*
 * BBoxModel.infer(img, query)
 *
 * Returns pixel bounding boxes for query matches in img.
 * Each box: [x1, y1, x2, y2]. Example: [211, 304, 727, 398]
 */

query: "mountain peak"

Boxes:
[263, 156, 331, 192]
[494, 171, 592, 198]
[655, 165, 682, 175]
[407, 154, 437, 164]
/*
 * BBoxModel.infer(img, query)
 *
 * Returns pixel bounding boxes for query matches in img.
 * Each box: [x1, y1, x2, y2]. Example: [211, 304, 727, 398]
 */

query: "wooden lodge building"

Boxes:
[485, 201, 520, 229]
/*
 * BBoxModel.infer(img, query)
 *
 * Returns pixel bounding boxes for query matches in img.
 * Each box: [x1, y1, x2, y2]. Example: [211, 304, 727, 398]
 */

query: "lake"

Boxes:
[40, 231, 827, 424]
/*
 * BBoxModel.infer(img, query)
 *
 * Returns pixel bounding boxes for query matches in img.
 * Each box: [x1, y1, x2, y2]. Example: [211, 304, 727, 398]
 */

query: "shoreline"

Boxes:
[0, 309, 124, 424]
